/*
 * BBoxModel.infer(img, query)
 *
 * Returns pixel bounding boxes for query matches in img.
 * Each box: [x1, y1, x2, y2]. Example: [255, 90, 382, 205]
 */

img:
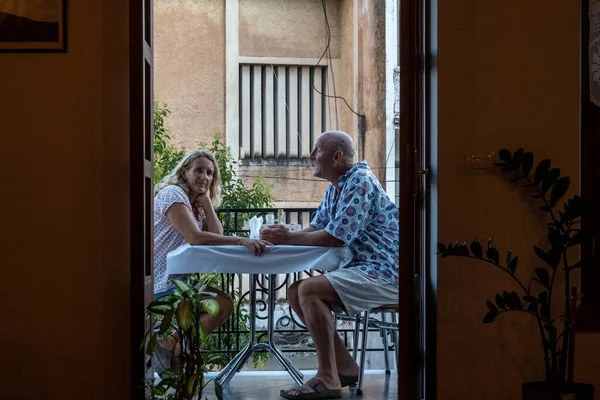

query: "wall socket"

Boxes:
[465, 153, 495, 175]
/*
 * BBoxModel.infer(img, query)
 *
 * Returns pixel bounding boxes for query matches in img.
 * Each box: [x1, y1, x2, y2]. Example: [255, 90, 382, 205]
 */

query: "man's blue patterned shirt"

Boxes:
[310, 161, 399, 286]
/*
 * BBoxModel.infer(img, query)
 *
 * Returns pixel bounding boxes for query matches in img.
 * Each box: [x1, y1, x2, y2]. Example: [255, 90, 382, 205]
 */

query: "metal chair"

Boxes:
[351, 304, 399, 395]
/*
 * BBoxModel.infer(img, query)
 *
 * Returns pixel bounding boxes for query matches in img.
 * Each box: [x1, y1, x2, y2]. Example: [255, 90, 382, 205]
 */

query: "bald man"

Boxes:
[260, 131, 399, 399]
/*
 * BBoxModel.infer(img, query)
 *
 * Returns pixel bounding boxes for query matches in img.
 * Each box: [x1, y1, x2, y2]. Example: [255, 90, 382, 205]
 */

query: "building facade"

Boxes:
[154, 0, 399, 207]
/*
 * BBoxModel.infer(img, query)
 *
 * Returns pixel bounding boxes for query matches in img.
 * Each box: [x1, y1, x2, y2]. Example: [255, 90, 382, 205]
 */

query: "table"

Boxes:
[166, 244, 352, 387]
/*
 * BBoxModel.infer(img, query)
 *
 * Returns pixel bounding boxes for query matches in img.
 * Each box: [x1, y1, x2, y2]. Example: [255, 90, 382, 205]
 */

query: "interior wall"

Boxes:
[0, 0, 131, 399]
[437, 0, 600, 399]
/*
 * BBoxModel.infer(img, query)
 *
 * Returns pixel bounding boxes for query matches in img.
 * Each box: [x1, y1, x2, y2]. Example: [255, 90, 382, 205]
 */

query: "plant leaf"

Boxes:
[185, 372, 200, 398]
[456, 244, 469, 257]
[486, 247, 500, 264]
[146, 333, 157, 356]
[507, 256, 519, 274]
[437, 243, 448, 255]
[538, 291, 548, 304]
[486, 300, 498, 313]
[523, 295, 538, 303]
[550, 177, 570, 207]
[172, 279, 191, 293]
[548, 228, 563, 251]
[498, 148, 512, 163]
[541, 168, 560, 195]
[569, 260, 584, 271]
[158, 309, 174, 335]
[176, 298, 193, 331]
[510, 291, 522, 309]
[527, 302, 538, 314]
[511, 148, 524, 169]
[534, 159, 551, 185]
[495, 293, 506, 309]
[201, 298, 220, 318]
[533, 246, 548, 264]
[483, 311, 498, 323]
[520, 152, 534, 177]
[506, 247, 513, 264]
[535, 268, 550, 288]
[147, 303, 172, 315]
[503, 291, 512, 308]
[568, 231, 585, 247]
[470, 239, 483, 258]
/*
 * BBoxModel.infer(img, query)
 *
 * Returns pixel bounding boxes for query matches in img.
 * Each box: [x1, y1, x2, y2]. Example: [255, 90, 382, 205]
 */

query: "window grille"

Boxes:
[239, 64, 328, 159]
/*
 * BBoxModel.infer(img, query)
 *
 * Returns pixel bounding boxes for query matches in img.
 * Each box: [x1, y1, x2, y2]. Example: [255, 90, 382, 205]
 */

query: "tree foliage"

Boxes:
[153, 103, 186, 183]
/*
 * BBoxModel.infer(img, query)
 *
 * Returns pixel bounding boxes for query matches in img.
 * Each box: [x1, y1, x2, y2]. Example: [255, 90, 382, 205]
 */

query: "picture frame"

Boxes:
[0, 0, 67, 53]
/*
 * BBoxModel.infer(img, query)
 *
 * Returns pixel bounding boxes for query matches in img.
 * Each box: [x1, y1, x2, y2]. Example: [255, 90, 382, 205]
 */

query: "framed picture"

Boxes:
[0, 0, 67, 52]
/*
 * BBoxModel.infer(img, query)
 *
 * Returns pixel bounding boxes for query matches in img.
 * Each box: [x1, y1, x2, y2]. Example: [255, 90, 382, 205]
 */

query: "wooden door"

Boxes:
[130, 0, 154, 398]
[398, 0, 419, 399]
[399, 0, 433, 398]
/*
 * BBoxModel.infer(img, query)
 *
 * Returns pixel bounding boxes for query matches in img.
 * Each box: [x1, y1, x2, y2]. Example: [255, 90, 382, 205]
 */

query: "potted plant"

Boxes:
[437, 148, 594, 400]
[142, 278, 225, 400]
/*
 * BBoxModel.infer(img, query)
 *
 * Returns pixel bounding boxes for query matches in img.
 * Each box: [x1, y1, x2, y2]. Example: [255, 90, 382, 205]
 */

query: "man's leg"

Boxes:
[288, 280, 359, 379]
[283, 276, 354, 396]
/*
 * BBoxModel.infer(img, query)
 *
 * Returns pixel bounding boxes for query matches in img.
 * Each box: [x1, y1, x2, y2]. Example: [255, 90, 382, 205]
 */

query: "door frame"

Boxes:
[130, 0, 155, 398]
[129, 1, 431, 398]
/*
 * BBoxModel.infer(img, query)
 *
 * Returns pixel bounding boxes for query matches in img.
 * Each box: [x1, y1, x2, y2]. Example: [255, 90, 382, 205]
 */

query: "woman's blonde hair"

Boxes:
[155, 149, 222, 207]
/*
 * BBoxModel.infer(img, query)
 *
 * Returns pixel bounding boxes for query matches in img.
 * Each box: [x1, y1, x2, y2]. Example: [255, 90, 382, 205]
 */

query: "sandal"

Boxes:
[280, 377, 342, 399]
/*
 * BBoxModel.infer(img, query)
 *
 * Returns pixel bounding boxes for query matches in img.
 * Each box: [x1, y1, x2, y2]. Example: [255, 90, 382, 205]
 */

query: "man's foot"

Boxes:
[280, 377, 342, 399]
[337, 361, 360, 387]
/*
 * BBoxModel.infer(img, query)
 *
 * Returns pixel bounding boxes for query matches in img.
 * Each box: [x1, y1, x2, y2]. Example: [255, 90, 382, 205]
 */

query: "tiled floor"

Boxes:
[202, 370, 398, 400]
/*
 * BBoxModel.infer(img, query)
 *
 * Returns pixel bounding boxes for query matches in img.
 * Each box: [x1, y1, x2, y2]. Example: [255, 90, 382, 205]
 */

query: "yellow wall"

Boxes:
[154, 0, 226, 150]
[0, 1, 131, 398]
[437, 0, 599, 399]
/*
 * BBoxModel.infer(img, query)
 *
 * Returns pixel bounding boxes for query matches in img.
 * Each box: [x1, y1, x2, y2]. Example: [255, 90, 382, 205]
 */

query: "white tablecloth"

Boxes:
[166, 244, 352, 275]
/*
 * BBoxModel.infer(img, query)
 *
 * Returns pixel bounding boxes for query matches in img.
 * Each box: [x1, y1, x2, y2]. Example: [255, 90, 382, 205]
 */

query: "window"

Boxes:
[238, 64, 328, 159]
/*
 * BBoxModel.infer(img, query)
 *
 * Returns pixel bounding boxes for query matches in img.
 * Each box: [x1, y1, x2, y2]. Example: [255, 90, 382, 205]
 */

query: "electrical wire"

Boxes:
[311, 0, 365, 120]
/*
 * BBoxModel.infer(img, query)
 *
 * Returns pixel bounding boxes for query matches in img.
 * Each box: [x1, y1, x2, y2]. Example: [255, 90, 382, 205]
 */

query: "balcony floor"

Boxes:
[203, 370, 398, 400]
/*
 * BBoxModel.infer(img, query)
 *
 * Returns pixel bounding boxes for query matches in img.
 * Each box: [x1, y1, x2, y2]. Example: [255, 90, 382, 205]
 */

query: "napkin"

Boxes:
[249, 216, 263, 239]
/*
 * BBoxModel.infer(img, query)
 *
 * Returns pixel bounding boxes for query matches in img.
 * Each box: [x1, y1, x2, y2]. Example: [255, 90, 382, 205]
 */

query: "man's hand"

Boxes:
[259, 225, 291, 245]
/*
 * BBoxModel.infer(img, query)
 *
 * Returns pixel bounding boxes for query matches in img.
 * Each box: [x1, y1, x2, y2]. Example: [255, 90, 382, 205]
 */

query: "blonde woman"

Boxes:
[153, 149, 271, 370]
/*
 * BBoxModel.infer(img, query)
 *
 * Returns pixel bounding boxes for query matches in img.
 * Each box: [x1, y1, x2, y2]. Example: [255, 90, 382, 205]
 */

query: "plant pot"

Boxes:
[522, 381, 594, 400]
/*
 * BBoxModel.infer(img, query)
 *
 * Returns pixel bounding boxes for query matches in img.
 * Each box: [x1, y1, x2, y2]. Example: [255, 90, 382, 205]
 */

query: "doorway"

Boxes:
[129, 1, 431, 399]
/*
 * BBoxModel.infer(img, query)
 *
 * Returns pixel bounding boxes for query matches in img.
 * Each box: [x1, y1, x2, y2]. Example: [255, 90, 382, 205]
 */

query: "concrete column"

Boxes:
[226, 0, 240, 160]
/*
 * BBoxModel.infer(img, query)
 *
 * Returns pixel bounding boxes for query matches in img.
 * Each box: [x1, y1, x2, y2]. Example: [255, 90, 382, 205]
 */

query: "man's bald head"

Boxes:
[319, 130, 355, 167]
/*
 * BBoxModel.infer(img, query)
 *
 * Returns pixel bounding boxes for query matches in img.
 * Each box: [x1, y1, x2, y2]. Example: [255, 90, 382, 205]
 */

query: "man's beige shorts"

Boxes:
[324, 267, 398, 318]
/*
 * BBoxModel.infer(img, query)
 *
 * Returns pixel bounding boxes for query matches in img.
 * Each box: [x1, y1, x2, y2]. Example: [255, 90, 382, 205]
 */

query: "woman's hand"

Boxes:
[240, 238, 272, 256]
[195, 189, 212, 209]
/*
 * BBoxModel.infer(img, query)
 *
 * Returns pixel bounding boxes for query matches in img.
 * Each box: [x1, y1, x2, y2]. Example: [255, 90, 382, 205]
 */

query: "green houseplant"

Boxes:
[437, 148, 594, 399]
[143, 278, 224, 400]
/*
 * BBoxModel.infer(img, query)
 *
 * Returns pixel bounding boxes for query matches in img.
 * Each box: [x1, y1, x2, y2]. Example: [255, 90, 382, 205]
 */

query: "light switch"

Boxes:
[465, 153, 495, 175]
